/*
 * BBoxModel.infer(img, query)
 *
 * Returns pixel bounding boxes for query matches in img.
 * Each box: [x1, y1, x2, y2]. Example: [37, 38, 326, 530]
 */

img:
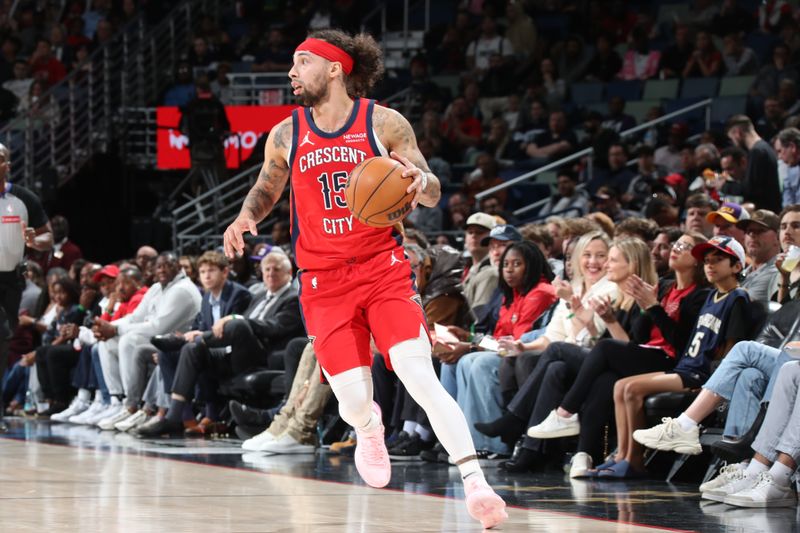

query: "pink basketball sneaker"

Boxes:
[464, 475, 508, 529]
[354, 402, 391, 488]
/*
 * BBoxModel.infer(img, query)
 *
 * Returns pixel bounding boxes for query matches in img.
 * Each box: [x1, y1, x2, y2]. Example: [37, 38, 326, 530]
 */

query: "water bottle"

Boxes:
[23, 389, 34, 413]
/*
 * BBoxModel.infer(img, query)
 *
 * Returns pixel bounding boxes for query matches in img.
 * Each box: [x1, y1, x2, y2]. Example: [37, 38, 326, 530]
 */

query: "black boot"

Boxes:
[711, 402, 768, 463]
[474, 412, 526, 444]
[499, 446, 542, 473]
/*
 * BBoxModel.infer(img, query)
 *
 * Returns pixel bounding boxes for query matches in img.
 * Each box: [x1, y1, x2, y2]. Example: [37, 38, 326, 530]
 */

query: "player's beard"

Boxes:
[294, 73, 329, 107]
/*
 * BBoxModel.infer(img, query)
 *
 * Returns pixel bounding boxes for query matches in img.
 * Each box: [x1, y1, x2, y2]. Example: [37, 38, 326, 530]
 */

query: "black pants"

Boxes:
[0, 270, 24, 414]
[36, 344, 81, 404]
[172, 320, 268, 400]
[560, 339, 675, 461]
[507, 342, 588, 453]
[498, 351, 541, 396]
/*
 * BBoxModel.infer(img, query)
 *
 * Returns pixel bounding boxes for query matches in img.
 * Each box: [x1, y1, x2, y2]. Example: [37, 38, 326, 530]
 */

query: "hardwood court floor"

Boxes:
[0, 419, 796, 532]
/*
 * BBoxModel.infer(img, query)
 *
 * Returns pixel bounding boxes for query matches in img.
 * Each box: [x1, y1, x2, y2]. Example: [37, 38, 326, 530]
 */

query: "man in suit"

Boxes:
[136, 251, 304, 436]
[157, 250, 252, 390]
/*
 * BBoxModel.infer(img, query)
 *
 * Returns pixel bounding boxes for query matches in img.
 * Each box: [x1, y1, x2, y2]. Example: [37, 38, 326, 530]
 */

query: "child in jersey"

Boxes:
[602, 236, 751, 478]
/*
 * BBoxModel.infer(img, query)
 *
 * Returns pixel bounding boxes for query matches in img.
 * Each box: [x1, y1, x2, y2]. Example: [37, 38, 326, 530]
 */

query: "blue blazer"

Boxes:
[192, 280, 252, 331]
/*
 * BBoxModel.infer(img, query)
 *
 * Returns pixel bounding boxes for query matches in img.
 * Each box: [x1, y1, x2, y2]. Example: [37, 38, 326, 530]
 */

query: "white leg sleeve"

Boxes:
[324, 366, 376, 431]
[389, 332, 478, 464]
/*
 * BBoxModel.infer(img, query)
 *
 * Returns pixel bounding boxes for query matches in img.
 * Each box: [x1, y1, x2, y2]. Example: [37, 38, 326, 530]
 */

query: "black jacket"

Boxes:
[755, 299, 800, 349]
[243, 287, 305, 352]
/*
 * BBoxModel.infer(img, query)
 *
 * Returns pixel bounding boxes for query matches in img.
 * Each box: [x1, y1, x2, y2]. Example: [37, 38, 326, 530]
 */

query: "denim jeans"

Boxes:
[752, 361, 800, 463]
[90, 344, 110, 403]
[456, 351, 508, 455]
[703, 341, 790, 437]
[441, 350, 508, 454]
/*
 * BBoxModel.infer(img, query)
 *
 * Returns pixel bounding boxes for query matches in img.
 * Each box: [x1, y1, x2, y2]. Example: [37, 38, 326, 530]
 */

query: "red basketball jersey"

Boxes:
[288, 98, 402, 270]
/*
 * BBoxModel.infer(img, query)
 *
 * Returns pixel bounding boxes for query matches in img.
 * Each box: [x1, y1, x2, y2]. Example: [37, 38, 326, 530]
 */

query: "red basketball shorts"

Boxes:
[298, 246, 431, 377]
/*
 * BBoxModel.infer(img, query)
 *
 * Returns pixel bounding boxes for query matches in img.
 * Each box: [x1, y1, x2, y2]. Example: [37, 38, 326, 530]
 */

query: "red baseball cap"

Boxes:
[92, 264, 120, 283]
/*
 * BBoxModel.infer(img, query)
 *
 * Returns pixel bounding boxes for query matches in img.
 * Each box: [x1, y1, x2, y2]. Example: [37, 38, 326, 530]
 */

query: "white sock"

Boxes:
[77, 388, 91, 402]
[415, 425, 433, 442]
[402, 420, 418, 435]
[769, 461, 795, 488]
[93, 390, 103, 402]
[676, 412, 698, 432]
[458, 458, 484, 482]
[745, 458, 770, 477]
[110, 396, 121, 406]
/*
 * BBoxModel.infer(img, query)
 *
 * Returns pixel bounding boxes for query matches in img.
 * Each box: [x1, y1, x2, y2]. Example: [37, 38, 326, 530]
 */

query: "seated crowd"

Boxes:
[9, 0, 800, 515]
[7, 151, 800, 509]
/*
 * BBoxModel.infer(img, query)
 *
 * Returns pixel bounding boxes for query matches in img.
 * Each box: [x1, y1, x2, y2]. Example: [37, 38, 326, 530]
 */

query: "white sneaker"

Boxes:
[114, 410, 149, 432]
[724, 471, 797, 508]
[527, 410, 579, 439]
[702, 470, 758, 502]
[699, 463, 746, 493]
[51, 398, 90, 422]
[569, 452, 593, 478]
[69, 400, 106, 424]
[242, 429, 277, 451]
[258, 433, 316, 454]
[86, 403, 121, 426]
[98, 409, 135, 431]
[632, 417, 701, 455]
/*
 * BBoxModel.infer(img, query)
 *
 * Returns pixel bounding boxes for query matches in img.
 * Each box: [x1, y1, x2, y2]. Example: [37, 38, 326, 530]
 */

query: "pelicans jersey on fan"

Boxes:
[286, 98, 429, 376]
[669, 287, 750, 388]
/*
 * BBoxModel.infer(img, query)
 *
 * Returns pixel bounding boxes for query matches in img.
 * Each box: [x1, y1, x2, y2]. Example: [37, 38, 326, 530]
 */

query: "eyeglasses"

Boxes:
[672, 241, 693, 253]
[410, 263, 420, 270]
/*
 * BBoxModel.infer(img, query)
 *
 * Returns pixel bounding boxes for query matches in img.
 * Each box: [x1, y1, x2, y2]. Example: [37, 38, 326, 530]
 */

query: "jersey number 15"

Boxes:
[317, 171, 348, 210]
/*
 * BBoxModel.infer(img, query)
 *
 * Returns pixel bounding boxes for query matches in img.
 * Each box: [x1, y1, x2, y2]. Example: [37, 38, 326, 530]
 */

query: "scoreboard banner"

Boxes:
[156, 105, 295, 169]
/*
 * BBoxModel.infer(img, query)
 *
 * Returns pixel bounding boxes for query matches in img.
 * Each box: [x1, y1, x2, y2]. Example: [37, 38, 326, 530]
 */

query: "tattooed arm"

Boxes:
[373, 105, 441, 208]
[223, 118, 292, 258]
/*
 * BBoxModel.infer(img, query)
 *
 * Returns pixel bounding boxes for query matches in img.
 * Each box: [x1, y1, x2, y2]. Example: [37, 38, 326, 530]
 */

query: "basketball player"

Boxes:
[223, 30, 507, 529]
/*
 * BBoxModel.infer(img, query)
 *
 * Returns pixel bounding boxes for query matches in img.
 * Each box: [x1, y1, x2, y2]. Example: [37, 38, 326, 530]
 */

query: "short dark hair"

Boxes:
[616, 217, 659, 241]
[777, 128, 800, 149]
[720, 146, 747, 163]
[779, 204, 800, 221]
[685, 192, 717, 210]
[556, 168, 578, 181]
[404, 228, 430, 249]
[726, 114, 754, 134]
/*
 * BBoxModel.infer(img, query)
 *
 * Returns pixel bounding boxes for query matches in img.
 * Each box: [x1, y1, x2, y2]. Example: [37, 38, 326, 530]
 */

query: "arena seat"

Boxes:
[570, 82, 604, 106]
[643, 79, 679, 101]
[625, 100, 660, 123]
[710, 96, 747, 125]
[718, 75, 756, 97]
[218, 369, 286, 409]
[606, 80, 643, 101]
[680, 77, 720, 99]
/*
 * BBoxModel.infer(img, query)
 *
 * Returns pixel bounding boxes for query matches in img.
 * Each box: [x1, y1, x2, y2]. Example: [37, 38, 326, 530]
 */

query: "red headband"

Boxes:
[295, 38, 354, 74]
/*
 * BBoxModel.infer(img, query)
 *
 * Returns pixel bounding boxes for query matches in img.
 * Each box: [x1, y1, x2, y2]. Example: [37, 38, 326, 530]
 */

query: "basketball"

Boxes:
[345, 156, 415, 228]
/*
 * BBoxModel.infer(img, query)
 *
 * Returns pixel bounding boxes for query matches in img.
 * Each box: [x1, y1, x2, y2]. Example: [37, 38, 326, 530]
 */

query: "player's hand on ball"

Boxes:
[390, 150, 425, 209]
[223, 216, 258, 259]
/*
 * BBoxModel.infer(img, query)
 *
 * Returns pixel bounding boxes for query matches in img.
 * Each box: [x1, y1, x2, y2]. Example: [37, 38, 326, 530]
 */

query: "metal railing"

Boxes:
[1, 0, 217, 190]
[224, 73, 292, 105]
[172, 163, 263, 253]
[476, 98, 714, 218]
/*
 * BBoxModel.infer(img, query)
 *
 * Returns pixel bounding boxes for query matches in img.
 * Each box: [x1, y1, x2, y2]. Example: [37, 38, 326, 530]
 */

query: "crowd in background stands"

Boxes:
[10, 0, 800, 512]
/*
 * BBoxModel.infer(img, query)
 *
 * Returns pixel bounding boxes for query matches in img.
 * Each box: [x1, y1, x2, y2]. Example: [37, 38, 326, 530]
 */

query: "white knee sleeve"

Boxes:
[325, 366, 374, 430]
